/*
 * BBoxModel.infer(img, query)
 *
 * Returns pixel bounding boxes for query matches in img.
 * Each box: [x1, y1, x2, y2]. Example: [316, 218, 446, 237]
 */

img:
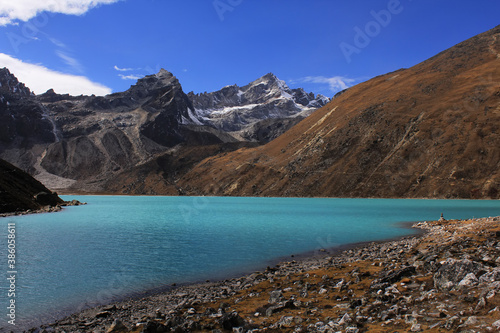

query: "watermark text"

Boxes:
[6, 222, 17, 326]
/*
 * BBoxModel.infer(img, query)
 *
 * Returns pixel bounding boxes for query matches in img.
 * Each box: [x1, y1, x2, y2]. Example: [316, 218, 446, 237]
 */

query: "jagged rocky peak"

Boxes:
[38, 88, 76, 103]
[133, 68, 177, 90]
[254, 72, 286, 87]
[79, 68, 187, 110]
[184, 72, 331, 134]
[243, 72, 329, 106]
[245, 72, 291, 99]
[0, 68, 57, 148]
[0, 67, 32, 98]
[188, 72, 329, 112]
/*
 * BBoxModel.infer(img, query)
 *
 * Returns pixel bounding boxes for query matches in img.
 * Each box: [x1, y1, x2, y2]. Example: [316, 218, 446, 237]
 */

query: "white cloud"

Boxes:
[0, 0, 120, 26]
[114, 65, 134, 72]
[56, 50, 83, 73]
[118, 74, 142, 80]
[299, 76, 356, 92]
[0, 53, 112, 95]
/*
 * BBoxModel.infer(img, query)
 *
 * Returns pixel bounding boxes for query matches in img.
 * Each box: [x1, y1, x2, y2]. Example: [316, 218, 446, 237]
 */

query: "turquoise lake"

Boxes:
[0, 196, 499, 329]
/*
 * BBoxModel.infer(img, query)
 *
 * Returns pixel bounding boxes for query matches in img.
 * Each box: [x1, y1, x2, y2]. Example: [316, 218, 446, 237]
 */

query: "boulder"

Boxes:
[107, 319, 128, 333]
[275, 316, 295, 328]
[458, 273, 479, 287]
[338, 313, 352, 326]
[268, 290, 284, 304]
[434, 259, 485, 290]
[219, 312, 246, 330]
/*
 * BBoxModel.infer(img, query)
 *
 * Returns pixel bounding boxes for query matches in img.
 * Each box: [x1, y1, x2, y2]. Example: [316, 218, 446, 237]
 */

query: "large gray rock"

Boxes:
[434, 259, 486, 290]
[458, 273, 479, 287]
[268, 290, 284, 304]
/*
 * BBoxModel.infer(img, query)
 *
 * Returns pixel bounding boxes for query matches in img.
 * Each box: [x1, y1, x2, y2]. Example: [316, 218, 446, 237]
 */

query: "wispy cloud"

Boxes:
[114, 65, 135, 72]
[49, 37, 67, 48]
[114, 65, 144, 80]
[296, 76, 357, 93]
[56, 50, 84, 73]
[118, 74, 142, 80]
[0, 0, 121, 26]
[0, 53, 112, 96]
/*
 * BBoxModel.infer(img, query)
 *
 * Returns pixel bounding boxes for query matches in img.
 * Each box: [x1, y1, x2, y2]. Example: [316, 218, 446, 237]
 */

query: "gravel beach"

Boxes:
[26, 216, 500, 333]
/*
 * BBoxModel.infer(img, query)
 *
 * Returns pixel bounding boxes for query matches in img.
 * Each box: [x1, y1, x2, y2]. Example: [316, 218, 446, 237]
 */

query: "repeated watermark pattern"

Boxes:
[6, 12, 55, 54]
[178, 196, 211, 225]
[213, 0, 243, 22]
[339, 0, 405, 64]
[75, 272, 137, 314]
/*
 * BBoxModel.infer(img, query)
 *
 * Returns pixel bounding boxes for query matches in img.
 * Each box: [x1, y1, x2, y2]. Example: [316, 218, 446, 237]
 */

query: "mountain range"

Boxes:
[1, 25, 499, 200]
[176, 25, 500, 199]
[0, 68, 328, 194]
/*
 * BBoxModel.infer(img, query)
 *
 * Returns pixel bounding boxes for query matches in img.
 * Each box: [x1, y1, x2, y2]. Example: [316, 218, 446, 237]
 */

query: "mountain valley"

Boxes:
[1, 26, 499, 199]
[0, 68, 327, 194]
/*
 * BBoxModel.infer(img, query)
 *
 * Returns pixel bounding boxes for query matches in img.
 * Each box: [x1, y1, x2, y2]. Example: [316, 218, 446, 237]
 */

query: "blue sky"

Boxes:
[0, 0, 498, 97]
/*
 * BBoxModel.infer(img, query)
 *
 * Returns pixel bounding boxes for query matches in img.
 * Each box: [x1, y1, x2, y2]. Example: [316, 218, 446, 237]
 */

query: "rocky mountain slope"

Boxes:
[187, 73, 329, 141]
[0, 158, 63, 214]
[0, 68, 57, 172]
[0, 69, 326, 193]
[177, 25, 500, 199]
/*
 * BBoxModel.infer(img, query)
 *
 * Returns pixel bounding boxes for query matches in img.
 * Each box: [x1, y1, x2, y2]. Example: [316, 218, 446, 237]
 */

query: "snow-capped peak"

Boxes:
[185, 73, 330, 131]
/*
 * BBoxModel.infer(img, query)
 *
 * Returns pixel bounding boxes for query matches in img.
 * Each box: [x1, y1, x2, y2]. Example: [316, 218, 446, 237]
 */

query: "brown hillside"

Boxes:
[100, 142, 259, 195]
[178, 25, 500, 199]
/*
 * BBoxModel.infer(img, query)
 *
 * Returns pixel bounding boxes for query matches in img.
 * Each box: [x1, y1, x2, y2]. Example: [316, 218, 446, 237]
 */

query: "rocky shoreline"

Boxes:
[0, 199, 86, 218]
[27, 216, 500, 333]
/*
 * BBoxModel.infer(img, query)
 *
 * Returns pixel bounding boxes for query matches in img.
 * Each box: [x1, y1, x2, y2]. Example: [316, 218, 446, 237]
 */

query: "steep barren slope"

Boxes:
[0, 159, 63, 213]
[178, 25, 500, 199]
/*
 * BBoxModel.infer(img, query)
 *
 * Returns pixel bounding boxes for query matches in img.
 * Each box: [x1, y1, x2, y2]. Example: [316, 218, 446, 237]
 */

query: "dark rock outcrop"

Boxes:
[0, 158, 63, 213]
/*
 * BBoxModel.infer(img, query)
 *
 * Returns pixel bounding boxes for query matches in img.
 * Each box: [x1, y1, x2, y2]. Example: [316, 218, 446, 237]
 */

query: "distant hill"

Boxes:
[177, 25, 500, 199]
[0, 159, 63, 214]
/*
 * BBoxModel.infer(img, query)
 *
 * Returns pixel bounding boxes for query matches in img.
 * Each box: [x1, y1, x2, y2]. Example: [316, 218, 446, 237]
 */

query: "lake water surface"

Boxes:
[1, 196, 499, 329]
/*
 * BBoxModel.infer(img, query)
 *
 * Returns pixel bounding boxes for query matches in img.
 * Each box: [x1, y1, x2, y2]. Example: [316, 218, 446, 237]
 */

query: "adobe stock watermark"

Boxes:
[6, 222, 17, 326]
[178, 196, 211, 225]
[314, 234, 339, 258]
[75, 272, 136, 313]
[340, 0, 404, 64]
[213, 0, 243, 22]
[6, 12, 55, 54]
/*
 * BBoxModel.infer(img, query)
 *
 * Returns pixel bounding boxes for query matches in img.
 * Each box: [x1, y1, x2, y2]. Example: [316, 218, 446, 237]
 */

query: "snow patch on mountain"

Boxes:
[185, 73, 330, 131]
